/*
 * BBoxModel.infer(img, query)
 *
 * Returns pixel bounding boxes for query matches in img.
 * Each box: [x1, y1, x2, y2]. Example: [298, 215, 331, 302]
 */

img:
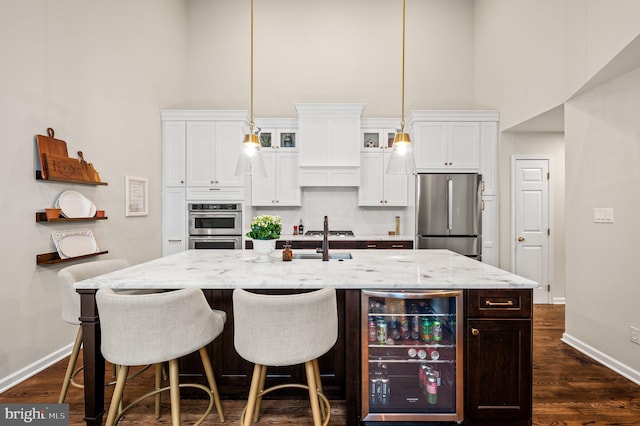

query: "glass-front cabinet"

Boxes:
[361, 290, 463, 423]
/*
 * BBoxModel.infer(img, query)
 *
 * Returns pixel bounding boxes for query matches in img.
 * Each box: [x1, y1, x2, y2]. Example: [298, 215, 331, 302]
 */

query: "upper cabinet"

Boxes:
[295, 103, 364, 186]
[407, 111, 499, 174]
[359, 121, 407, 206]
[251, 118, 301, 206]
[161, 110, 248, 201]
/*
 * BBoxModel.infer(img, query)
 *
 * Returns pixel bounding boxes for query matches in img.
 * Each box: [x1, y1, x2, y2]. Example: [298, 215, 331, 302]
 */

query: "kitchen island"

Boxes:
[75, 249, 537, 426]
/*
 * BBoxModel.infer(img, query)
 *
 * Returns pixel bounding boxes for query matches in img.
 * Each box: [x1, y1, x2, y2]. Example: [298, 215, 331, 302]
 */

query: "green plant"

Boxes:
[246, 214, 282, 240]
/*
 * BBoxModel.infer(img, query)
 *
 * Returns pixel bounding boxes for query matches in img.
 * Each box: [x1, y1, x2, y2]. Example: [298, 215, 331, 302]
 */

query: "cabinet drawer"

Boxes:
[362, 240, 413, 249]
[466, 289, 532, 318]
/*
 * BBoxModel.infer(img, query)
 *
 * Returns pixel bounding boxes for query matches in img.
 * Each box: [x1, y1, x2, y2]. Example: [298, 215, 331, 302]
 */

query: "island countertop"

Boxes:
[75, 249, 537, 290]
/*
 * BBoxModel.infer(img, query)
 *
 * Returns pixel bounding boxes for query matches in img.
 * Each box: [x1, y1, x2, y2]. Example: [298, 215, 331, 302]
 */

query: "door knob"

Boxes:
[517, 236, 525, 242]
[471, 328, 479, 336]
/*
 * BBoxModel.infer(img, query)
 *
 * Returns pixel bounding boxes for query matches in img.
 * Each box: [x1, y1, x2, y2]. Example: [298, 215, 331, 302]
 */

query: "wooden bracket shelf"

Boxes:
[35, 212, 108, 223]
[36, 250, 109, 266]
[35, 170, 108, 186]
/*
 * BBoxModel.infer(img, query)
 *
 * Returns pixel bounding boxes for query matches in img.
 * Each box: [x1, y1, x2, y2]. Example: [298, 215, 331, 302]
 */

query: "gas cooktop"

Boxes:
[304, 230, 355, 237]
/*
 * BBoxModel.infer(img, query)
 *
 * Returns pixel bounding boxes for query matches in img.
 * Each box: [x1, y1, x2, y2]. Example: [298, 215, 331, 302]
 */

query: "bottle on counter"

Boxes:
[282, 242, 292, 261]
[293, 225, 298, 236]
[298, 218, 304, 235]
[395, 216, 400, 235]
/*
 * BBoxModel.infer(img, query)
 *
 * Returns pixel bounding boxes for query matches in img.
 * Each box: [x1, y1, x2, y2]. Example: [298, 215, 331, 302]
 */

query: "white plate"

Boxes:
[57, 190, 94, 218]
[52, 229, 99, 259]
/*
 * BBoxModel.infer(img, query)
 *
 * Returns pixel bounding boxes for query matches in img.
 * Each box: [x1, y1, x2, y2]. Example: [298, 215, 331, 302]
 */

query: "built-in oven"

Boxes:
[188, 236, 242, 250]
[188, 203, 242, 236]
[188, 203, 243, 250]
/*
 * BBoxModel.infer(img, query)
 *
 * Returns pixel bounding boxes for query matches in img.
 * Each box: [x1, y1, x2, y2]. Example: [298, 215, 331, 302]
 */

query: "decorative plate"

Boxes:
[56, 190, 94, 218]
[52, 229, 99, 259]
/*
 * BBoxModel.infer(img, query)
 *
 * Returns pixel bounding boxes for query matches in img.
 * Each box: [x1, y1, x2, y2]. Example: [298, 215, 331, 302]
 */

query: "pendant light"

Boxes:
[235, 0, 266, 177]
[386, 0, 416, 175]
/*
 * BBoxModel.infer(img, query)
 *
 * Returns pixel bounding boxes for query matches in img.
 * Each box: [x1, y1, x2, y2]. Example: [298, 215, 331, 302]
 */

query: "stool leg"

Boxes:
[312, 358, 326, 421]
[199, 347, 225, 422]
[243, 364, 263, 426]
[154, 363, 163, 419]
[105, 365, 129, 426]
[58, 327, 82, 403]
[252, 365, 267, 422]
[305, 361, 323, 426]
[169, 359, 181, 426]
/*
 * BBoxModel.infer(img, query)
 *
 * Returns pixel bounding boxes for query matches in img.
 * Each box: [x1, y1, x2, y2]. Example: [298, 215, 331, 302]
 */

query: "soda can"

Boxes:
[432, 320, 443, 342]
[433, 369, 441, 386]
[400, 316, 410, 340]
[379, 377, 391, 404]
[368, 320, 377, 342]
[377, 319, 387, 344]
[407, 347, 417, 358]
[427, 347, 440, 360]
[421, 317, 432, 342]
[417, 349, 427, 359]
[426, 373, 438, 404]
[369, 375, 379, 404]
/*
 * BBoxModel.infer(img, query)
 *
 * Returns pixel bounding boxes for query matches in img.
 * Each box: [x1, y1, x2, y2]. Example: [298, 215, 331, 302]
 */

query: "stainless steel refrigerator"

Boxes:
[416, 173, 482, 259]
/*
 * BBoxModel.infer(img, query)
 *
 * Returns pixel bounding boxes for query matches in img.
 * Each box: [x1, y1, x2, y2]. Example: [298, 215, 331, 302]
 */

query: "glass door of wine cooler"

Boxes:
[361, 290, 463, 423]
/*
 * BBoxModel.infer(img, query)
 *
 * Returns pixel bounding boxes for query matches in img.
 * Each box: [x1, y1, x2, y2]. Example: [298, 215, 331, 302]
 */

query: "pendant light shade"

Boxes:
[386, 0, 416, 175]
[235, 0, 266, 177]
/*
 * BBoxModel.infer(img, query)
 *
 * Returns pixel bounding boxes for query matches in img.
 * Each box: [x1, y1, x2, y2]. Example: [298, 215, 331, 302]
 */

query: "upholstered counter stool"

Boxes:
[58, 259, 133, 403]
[96, 287, 225, 426]
[233, 288, 338, 426]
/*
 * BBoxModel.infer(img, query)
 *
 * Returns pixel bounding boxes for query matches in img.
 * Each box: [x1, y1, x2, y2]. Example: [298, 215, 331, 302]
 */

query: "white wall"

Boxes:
[0, 0, 187, 387]
[184, 0, 475, 116]
[564, 66, 640, 376]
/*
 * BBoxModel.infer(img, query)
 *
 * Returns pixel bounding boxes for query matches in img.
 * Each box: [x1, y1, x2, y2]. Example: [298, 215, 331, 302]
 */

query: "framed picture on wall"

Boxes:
[125, 176, 148, 216]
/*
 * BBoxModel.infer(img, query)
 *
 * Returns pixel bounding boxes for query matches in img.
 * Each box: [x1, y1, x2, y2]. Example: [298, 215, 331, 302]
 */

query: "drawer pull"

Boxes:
[366, 244, 377, 248]
[209, 187, 221, 191]
[471, 328, 479, 336]
[391, 244, 403, 248]
[485, 300, 514, 307]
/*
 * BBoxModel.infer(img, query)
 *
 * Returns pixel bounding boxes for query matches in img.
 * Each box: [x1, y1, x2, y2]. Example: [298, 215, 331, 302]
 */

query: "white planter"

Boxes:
[252, 239, 276, 262]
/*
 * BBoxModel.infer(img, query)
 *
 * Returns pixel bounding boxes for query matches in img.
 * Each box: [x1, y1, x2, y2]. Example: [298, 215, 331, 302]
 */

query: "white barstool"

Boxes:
[96, 287, 226, 426]
[58, 259, 131, 403]
[233, 288, 338, 426]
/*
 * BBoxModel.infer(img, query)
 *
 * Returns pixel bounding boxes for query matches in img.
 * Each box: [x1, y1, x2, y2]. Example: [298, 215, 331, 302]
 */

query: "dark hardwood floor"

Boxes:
[1, 305, 639, 425]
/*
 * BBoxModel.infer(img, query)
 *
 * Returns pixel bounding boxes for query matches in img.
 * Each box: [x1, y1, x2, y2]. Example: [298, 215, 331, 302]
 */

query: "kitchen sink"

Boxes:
[292, 252, 353, 260]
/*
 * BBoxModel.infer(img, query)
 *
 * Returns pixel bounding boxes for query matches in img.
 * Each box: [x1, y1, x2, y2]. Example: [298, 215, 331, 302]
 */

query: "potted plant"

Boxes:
[246, 215, 282, 261]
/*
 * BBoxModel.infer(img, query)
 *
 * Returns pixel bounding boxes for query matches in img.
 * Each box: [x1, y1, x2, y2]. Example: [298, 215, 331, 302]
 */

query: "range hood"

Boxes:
[295, 103, 364, 187]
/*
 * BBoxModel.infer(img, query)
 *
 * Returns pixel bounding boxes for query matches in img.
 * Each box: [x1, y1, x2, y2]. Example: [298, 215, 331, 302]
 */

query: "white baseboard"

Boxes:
[553, 297, 566, 304]
[0, 343, 72, 394]
[562, 333, 640, 386]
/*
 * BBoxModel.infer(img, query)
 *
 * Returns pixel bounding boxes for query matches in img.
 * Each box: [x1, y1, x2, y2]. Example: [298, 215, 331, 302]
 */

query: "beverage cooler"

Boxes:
[361, 290, 463, 423]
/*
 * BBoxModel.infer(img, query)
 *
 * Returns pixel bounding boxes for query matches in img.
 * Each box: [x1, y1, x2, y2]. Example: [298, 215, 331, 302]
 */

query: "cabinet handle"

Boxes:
[168, 239, 182, 242]
[180, 180, 184, 184]
[209, 188, 221, 191]
[391, 244, 404, 248]
[366, 244, 377, 248]
[484, 300, 514, 307]
[517, 236, 525, 242]
[471, 328, 479, 336]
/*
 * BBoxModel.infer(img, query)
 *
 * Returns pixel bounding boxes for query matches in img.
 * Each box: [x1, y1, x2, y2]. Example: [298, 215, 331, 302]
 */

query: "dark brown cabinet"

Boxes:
[464, 289, 532, 425]
[246, 239, 414, 250]
[180, 289, 346, 400]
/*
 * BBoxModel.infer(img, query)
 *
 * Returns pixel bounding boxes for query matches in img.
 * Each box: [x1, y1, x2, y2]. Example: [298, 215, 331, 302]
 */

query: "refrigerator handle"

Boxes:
[447, 178, 453, 230]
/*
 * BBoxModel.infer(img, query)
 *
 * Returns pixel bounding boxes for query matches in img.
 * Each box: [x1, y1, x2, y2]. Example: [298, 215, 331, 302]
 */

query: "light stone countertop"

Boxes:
[75, 249, 538, 291]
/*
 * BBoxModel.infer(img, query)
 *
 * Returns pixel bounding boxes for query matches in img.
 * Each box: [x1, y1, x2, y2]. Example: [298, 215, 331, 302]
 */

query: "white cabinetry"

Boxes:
[251, 119, 300, 206]
[160, 110, 248, 257]
[295, 103, 364, 186]
[412, 121, 479, 171]
[358, 125, 407, 206]
[407, 110, 500, 266]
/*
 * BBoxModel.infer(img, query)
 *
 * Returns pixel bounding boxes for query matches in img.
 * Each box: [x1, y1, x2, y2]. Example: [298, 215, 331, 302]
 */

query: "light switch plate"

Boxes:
[594, 208, 614, 223]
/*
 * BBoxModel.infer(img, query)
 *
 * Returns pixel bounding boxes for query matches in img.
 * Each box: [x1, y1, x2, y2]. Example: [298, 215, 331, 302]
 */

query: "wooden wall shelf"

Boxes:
[36, 250, 109, 266]
[35, 212, 108, 223]
[35, 170, 108, 186]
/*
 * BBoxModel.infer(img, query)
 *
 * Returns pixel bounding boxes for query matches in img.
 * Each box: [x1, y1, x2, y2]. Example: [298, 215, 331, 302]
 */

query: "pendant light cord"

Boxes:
[249, 0, 255, 131]
[400, 0, 406, 131]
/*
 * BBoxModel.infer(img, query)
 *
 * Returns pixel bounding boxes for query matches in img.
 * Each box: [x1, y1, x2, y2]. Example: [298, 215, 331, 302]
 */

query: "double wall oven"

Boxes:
[188, 203, 242, 250]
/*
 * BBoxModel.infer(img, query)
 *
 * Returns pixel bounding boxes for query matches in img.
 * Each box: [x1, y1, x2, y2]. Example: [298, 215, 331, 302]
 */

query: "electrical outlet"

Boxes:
[630, 326, 640, 345]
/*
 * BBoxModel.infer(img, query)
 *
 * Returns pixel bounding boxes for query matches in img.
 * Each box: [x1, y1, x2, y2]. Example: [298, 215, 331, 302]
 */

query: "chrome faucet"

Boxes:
[316, 215, 329, 261]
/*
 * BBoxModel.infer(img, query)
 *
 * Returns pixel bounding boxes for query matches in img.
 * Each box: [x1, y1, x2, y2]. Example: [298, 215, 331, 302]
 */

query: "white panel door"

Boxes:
[215, 121, 244, 186]
[162, 187, 186, 256]
[448, 122, 480, 169]
[359, 152, 384, 205]
[162, 121, 186, 187]
[514, 158, 550, 303]
[186, 121, 215, 186]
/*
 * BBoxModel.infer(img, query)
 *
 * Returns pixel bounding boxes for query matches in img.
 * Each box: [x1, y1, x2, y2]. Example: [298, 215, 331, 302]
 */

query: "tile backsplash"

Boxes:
[250, 187, 415, 237]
